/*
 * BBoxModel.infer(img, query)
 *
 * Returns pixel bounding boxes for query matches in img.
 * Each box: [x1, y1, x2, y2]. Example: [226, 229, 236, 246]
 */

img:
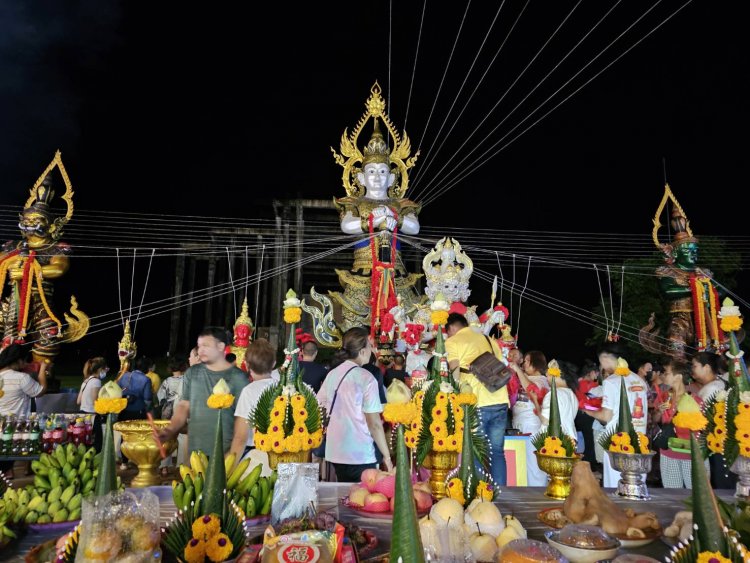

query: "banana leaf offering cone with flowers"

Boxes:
[249, 289, 323, 465]
[666, 431, 750, 563]
[532, 360, 579, 499]
[162, 379, 248, 563]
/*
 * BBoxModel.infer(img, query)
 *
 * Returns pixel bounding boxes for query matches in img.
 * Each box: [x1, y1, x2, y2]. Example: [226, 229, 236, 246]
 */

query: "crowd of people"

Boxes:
[0, 316, 738, 489]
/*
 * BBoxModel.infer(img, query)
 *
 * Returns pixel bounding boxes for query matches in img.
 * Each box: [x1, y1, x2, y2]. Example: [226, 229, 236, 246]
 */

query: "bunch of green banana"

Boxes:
[172, 452, 275, 520]
[1, 442, 113, 525]
[0, 510, 18, 549]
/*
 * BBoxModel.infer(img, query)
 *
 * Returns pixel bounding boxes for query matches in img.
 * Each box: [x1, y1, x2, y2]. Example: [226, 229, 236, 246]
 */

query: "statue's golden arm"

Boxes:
[8, 254, 70, 281]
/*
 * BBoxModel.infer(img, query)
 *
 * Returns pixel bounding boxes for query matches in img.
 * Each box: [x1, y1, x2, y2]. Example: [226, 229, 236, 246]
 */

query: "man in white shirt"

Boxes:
[0, 344, 48, 418]
[586, 346, 648, 488]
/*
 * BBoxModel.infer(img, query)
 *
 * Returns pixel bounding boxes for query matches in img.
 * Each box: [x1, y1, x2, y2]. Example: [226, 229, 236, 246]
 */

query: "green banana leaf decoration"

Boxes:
[725, 330, 750, 467]
[690, 431, 727, 554]
[94, 413, 117, 497]
[390, 424, 425, 563]
[203, 410, 227, 516]
[548, 376, 562, 439]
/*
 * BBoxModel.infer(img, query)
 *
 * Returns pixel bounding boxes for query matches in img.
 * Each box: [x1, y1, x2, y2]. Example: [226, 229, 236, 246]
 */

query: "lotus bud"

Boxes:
[98, 381, 123, 399]
[212, 378, 231, 396]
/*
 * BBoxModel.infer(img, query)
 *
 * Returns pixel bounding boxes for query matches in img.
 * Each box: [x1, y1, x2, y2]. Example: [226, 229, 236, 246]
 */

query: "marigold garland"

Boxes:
[446, 478, 465, 505]
[192, 514, 221, 541]
[547, 367, 561, 377]
[383, 403, 419, 425]
[207, 393, 235, 409]
[476, 480, 494, 501]
[184, 538, 207, 563]
[614, 366, 630, 376]
[431, 310, 449, 327]
[205, 533, 234, 562]
[721, 315, 743, 332]
[94, 397, 128, 415]
[454, 393, 477, 406]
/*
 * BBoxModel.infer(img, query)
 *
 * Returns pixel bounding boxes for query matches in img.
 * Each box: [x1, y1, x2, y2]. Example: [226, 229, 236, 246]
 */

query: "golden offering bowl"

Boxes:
[535, 451, 580, 500]
[267, 449, 312, 470]
[423, 450, 459, 499]
[113, 420, 177, 487]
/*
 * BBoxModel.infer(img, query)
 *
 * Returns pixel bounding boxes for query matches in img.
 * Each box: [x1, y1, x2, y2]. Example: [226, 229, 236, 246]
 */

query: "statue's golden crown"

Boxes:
[331, 82, 420, 199]
[652, 183, 697, 252]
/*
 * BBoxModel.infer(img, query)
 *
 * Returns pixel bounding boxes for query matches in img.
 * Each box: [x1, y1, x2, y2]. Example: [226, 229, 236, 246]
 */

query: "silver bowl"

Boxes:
[607, 450, 655, 500]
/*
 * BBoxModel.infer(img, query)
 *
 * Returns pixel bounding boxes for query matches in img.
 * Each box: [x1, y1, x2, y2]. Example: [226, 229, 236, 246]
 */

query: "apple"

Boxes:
[363, 492, 390, 512]
[348, 486, 368, 508]
[373, 473, 396, 498]
[413, 490, 433, 512]
[360, 468, 381, 492]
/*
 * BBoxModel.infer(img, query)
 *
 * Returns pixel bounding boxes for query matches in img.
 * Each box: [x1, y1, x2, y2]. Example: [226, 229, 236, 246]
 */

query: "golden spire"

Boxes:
[651, 183, 696, 251]
[24, 151, 74, 242]
[233, 297, 253, 331]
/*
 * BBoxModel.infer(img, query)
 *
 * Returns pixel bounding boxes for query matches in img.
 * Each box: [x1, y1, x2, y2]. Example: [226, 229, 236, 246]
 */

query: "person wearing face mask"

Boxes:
[77, 357, 108, 414]
[77, 356, 108, 451]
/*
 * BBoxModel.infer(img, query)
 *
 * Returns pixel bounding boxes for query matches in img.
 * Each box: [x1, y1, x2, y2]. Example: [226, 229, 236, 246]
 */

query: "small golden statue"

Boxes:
[309, 83, 423, 353]
[117, 319, 137, 377]
[0, 152, 88, 362]
[229, 297, 254, 371]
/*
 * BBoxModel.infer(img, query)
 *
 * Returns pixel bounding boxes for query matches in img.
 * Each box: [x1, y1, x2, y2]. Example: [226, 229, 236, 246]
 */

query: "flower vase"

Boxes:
[113, 420, 176, 487]
[730, 455, 750, 499]
[422, 450, 458, 499]
[607, 450, 655, 500]
[267, 449, 311, 470]
[534, 452, 580, 500]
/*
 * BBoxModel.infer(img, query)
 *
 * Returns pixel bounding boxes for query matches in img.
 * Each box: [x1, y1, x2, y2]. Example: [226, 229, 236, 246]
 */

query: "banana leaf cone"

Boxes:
[281, 321, 300, 388]
[203, 410, 226, 516]
[690, 431, 727, 554]
[94, 413, 118, 497]
[427, 327, 447, 383]
[548, 376, 562, 440]
[390, 424, 425, 563]
[458, 404, 479, 502]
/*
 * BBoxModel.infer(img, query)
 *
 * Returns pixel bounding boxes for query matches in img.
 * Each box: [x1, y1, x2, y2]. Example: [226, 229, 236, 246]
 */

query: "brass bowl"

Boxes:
[423, 450, 458, 499]
[535, 451, 580, 500]
[267, 449, 312, 469]
[113, 420, 177, 487]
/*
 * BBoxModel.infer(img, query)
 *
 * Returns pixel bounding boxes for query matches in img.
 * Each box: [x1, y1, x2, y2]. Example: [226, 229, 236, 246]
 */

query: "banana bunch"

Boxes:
[0, 509, 17, 549]
[172, 451, 276, 520]
[0, 442, 121, 525]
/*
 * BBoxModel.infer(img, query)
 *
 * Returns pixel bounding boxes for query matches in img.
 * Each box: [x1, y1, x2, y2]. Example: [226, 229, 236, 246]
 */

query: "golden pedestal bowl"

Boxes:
[423, 450, 458, 499]
[113, 420, 177, 488]
[267, 449, 311, 470]
[535, 452, 580, 500]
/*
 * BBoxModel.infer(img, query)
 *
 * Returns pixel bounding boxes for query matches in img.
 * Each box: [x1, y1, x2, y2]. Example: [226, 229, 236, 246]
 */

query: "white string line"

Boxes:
[23, 238, 366, 347]
[416, 0, 622, 202]
[132, 248, 155, 338]
[414, 0, 473, 155]
[403, 0, 426, 132]
[254, 243, 265, 328]
[407, 0, 508, 192]
[421, 0, 690, 207]
[408, 0, 530, 198]
[711, 279, 750, 311]
[116, 248, 125, 330]
[414, 0, 584, 203]
[128, 249, 136, 323]
[514, 257, 532, 340]
[616, 265, 625, 335]
[594, 265, 610, 336]
[606, 265, 615, 337]
[226, 246, 237, 317]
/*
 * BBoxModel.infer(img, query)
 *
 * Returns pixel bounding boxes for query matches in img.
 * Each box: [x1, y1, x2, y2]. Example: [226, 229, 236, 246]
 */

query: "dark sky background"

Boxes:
[0, 1, 747, 371]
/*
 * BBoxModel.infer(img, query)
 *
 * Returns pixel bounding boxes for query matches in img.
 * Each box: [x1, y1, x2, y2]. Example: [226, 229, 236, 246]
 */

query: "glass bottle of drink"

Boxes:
[12, 417, 25, 456]
[1, 417, 13, 456]
[52, 415, 65, 447]
[20, 417, 30, 455]
[42, 417, 54, 453]
[29, 415, 41, 454]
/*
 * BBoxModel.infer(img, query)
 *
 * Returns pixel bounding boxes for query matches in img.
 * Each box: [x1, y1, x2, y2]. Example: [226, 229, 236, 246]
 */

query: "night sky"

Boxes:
[0, 1, 747, 369]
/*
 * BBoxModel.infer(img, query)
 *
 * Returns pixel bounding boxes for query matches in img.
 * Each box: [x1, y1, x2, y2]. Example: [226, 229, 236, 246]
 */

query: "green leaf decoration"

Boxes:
[301, 384, 322, 434]
[95, 414, 117, 497]
[204, 410, 227, 516]
[389, 424, 425, 563]
[466, 404, 490, 470]
[617, 376, 635, 435]
[690, 431, 728, 554]
[548, 376, 562, 439]
[729, 331, 750, 393]
[249, 382, 281, 433]
[415, 381, 440, 465]
[698, 392, 722, 459]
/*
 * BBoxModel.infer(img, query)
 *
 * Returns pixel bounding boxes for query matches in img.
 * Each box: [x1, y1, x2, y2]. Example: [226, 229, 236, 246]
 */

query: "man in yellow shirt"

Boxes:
[445, 313, 509, 485]
[143, 357, 161, 394]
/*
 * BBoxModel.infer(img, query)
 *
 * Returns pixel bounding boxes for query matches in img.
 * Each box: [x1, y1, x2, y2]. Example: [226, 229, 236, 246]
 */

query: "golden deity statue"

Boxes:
[325, 83, 423, 340]
[0, 152, 89, 363]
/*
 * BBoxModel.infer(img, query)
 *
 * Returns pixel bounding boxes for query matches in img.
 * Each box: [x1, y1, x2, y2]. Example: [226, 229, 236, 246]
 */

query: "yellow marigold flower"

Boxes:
[291, 394, 305, 408]
[283, 307, 302, 324]
[735, 429, 750, 443]
[446, 478, 465, 505]
[453, 406, 465, 420]
[94, 397, 128, 415]
[205, 533, 234, 562]
[707, 432, 725, 454]
[637, 433, 650, 447]
[476, 481, 494, 501]
[293, 408, 308, 423]
[192, 514, 221, 541]
[435, 392, 449, 405]
[697, 551, 731, 563]
[273, 396, 288, 409]
[431, 310, 449, 327]
[254, 432, 267, 449]
[271, 436, 286, 453]
[431, 405, 448, 421]
[285, 435, 302, 453]
[310, 429, 323, 448]
[446, 434, 460, 451]
[430, 422, 448, 438]
[612, 432, 631, 446]
[455, 393, 477, 406]
[414, 390, 425, 402]
[547, 367, 561, 377]
[739, 443, 750, 458]
[184, 538, 206, 563]
[207, 393, 235, 409]
[433, 437, 448, 452]
[294, 424, 307, 436]
[620, 444, 634, 454]
[268, 422, 284, 435]
[383, 403, 419, 425]
[614, 357, 630, 376]
[720, 315, 743, 332]
[455, 422, 464, 435]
